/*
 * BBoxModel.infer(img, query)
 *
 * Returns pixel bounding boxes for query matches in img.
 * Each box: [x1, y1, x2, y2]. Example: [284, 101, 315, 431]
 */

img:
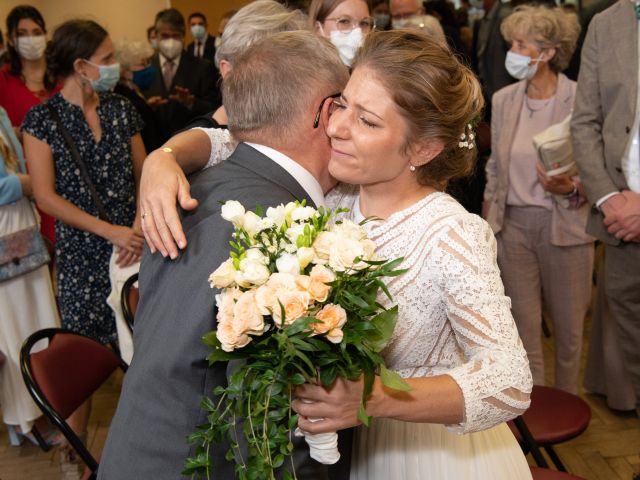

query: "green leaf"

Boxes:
[379, 365, 412, 391]
[357, 404, 371, 427]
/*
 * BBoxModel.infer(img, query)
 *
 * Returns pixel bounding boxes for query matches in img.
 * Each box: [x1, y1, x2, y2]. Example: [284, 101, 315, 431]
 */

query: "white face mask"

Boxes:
[16, 35, 46, 61]
[391, 15, 419, 29]
[505, 51, 544, 81]
[327, 27, 364, 67]
[158, 38, 183, 60]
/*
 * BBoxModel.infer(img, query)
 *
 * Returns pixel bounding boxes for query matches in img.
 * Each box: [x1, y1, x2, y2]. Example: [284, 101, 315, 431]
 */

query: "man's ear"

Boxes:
[219, 59, 232, 78]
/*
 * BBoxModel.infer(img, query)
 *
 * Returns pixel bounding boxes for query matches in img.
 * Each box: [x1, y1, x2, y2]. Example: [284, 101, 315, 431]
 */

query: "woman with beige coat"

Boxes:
[483, 5, 592, 393]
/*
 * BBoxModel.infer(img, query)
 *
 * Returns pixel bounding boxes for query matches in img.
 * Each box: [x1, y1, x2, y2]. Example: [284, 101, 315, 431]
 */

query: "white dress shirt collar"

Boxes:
[244, 142, 325, 207]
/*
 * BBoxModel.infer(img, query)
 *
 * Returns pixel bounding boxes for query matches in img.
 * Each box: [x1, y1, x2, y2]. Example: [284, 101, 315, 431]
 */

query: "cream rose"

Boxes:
[328, 238, 365, 272]
[332, 220, 367, 241]
[221, 200, 245, 227]
[311, 231, 335, 264]
[209, 258, 237, 288]
[312, 304, 347, 343]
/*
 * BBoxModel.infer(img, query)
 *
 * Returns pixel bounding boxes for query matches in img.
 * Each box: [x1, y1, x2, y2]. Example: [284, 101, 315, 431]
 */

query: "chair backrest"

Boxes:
[120, 273, 139, 332]
[20, 328, 127, 474]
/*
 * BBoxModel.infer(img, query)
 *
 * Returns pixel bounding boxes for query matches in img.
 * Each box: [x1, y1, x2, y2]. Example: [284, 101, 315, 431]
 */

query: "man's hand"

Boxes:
[139, 149, 198, 258]
[147, 96, 169, 108]
[168, 86, 195, 109]
[602, 191, 640, 242]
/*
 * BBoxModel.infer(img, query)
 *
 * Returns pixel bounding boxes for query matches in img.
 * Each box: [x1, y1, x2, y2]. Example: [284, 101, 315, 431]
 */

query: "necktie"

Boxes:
[163, 60, 174, 91]
[197, 42, 202, 57]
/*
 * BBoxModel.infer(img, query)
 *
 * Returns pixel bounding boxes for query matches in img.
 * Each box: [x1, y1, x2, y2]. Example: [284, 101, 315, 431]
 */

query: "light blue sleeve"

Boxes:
[0, 107, 25, 205]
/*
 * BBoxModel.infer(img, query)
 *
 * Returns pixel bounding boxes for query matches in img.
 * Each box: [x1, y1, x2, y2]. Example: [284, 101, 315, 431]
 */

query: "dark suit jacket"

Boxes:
[187, 34, 216, 64]
[98, 144, 344, 480]
[144, 52, 221, 141]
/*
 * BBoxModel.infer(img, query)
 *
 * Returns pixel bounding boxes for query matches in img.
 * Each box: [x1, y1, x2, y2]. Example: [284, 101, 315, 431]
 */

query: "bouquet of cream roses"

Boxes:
[184, 200, 408, 480]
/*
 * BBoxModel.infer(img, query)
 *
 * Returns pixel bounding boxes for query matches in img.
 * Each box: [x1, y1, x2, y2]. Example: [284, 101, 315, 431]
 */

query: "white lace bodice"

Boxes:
[201, 128, 532, 434]
[328, 185, 532, 434]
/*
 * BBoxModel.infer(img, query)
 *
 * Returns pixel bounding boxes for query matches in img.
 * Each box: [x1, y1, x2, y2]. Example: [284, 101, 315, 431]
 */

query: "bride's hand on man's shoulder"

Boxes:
[139, 148, 198, 259]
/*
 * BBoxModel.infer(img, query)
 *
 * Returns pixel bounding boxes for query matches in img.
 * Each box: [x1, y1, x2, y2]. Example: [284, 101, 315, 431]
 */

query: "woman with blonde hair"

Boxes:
[483, 5, 592, 393]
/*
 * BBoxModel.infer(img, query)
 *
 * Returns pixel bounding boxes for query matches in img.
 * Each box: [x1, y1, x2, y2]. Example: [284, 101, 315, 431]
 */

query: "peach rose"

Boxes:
[271, 290, 311, 327]
[215, 287, 242, 325]
[307, 265, 336, 302]
[312, 304, 347, 343]
[216, 320, 251, 352]
[233, 291, 266, 334]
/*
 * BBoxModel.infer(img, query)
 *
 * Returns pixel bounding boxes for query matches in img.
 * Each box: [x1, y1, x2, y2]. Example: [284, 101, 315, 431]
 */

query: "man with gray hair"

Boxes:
[98, 30, 349, 480]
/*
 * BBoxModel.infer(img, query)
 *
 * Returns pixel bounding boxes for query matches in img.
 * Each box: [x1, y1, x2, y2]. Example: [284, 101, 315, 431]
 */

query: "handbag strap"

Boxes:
[45, 102, 111, 223]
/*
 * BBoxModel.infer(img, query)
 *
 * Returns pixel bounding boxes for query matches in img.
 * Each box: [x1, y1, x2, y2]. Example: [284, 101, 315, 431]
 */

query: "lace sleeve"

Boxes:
[192, 127, 238, 169]
[434, 214, 532, 434]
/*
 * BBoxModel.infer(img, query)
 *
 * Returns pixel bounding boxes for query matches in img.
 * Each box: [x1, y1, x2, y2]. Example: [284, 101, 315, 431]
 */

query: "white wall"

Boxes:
[0, 0, 169, 43]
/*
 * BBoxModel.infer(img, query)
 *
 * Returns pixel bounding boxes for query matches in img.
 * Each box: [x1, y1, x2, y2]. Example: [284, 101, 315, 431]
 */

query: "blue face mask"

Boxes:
[85, 60, 121, 92]
[132, 65, 157, 91]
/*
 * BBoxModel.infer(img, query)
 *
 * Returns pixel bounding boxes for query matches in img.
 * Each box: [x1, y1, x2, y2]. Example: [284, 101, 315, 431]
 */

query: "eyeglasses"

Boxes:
[325, 16, 375, 33]
[313, 93, 341, 128]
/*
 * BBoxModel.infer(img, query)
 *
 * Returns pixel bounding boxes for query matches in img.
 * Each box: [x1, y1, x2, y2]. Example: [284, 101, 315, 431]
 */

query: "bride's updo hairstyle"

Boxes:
[352, 30, 484, 189]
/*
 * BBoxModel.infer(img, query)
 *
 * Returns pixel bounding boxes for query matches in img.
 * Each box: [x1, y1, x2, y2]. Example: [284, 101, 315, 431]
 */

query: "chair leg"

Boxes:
[30, 426, 51, 452]
[544, 445, 567, 472]
[512, 417, 549, 468]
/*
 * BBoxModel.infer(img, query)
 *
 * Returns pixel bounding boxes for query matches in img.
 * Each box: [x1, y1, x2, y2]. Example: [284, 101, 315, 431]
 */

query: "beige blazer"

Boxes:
[571, 0, 637, 244]
[485, 73, 593, 246]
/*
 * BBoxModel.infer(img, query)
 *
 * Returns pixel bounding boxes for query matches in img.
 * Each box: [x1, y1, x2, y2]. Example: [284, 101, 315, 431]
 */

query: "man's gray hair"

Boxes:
[223, 30, 348, 143]
[214, 0, 308, 68]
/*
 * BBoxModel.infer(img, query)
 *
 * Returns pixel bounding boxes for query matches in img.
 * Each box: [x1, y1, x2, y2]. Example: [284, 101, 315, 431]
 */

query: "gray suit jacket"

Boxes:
[98, 144, 341, 479]
[571, 0, 636, 244]
[486, 74, 593, 246]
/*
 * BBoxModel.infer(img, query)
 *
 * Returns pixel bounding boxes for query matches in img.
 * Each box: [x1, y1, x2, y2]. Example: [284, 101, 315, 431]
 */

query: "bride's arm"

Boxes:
[294, 215, 531, 434]
[140, 128, 236, 258]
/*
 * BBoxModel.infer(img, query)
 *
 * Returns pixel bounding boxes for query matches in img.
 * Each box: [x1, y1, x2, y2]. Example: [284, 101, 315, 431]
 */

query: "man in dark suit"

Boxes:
[98, 30, 350, 480]
[144, 8, 221, 141]
[186, 12, 216, 63]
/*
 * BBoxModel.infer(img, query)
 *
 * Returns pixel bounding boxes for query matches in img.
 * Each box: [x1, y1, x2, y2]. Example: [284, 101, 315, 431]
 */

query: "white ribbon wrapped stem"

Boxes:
[294, 400, 340, 464]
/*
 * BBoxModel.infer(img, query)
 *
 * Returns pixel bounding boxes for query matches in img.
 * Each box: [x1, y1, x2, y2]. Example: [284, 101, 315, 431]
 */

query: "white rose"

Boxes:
[208, 258, 237, 288]
[276, 253, 301, 275]
[221, 201, 245, 227]
[297, 247, 315, 269]
[286, 223, 306, 245]
[242, 211, 263, 237]
[266, 205, 286, 227]
[245, 248, 269, 264]
[291, 206, 317, 223]
[238, 257, 271, 286]
[332, 220, 367, 241]
[328, 238, 365, 272]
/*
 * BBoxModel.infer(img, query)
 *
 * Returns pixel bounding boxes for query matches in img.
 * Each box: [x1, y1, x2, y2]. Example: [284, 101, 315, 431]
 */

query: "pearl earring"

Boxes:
[409, 164, 416, 172]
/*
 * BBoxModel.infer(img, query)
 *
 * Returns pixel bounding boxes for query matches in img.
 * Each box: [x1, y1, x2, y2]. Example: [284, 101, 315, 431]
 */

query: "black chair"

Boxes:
[20, 328, 128, 479]
[120, 273, 139, 332]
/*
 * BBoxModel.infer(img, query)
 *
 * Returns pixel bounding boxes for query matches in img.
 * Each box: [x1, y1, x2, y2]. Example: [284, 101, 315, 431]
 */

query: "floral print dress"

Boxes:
[23, 92, 142, 344]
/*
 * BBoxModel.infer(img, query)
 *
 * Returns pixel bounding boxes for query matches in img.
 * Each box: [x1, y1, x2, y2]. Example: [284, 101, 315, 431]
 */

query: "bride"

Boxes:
[139, 30, 533, 479]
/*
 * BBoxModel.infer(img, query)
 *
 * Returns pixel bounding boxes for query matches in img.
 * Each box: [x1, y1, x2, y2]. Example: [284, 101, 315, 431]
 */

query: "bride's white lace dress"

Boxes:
[201, 129, 533, 479]
[327, 185, 532, 480]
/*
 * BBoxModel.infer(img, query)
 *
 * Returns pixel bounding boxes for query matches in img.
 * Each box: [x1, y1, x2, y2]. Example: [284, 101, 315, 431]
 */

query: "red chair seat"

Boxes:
[530, 467, 585, 479]
[510, 386, 591, 445]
